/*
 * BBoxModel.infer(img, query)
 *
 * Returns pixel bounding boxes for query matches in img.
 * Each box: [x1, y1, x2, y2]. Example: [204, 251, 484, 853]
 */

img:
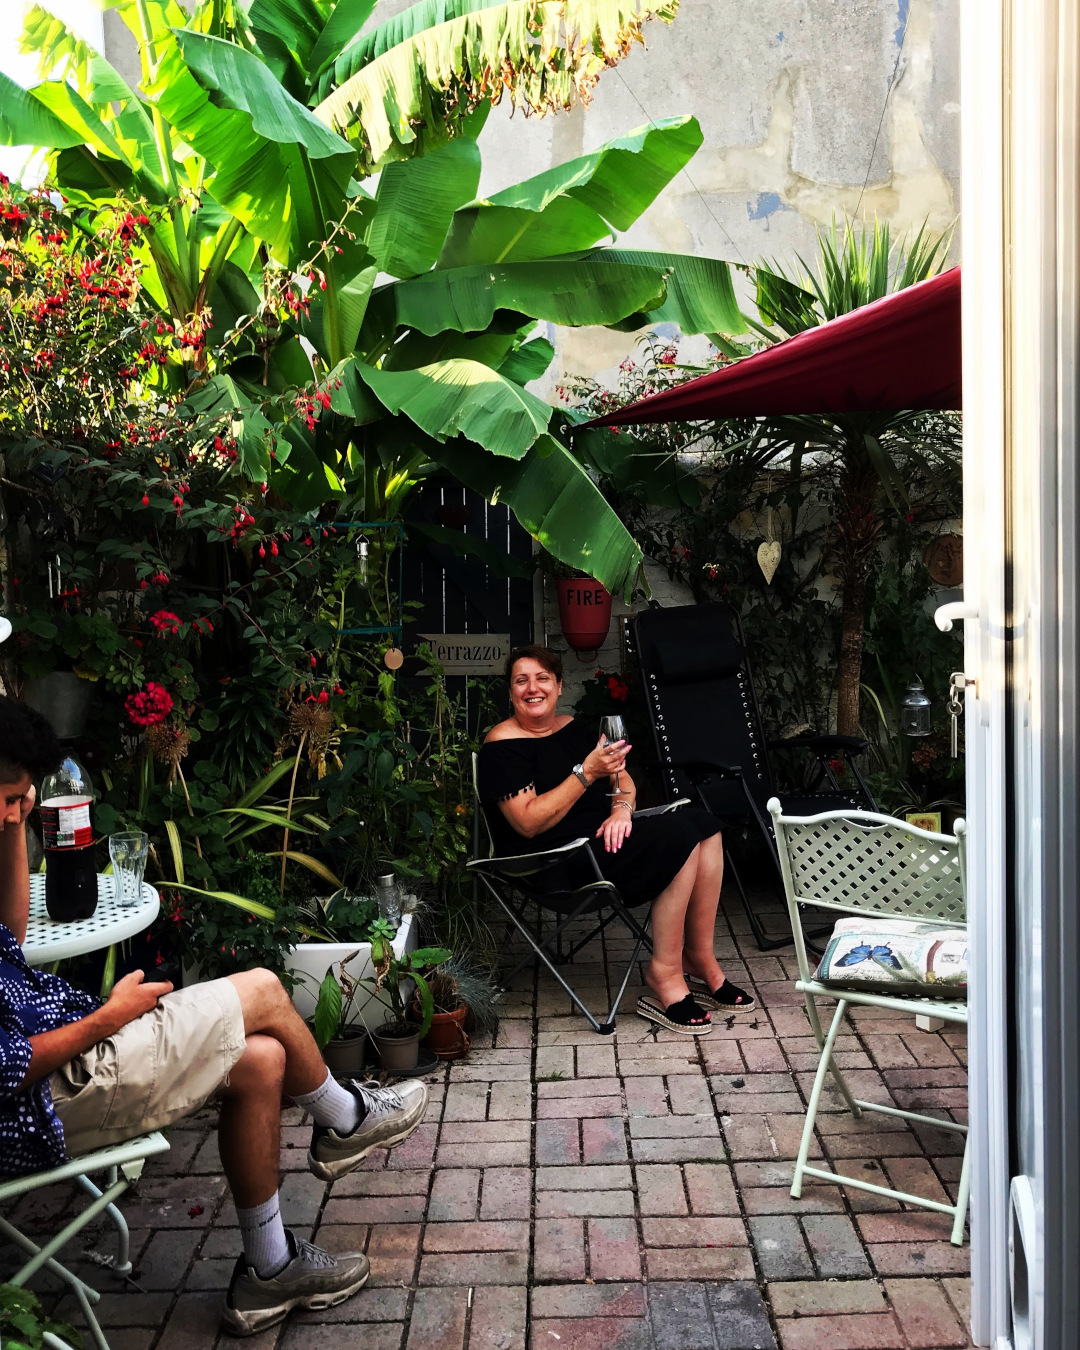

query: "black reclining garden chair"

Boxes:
[467, 753, 690, 1033]
[629, 601, 875, 951]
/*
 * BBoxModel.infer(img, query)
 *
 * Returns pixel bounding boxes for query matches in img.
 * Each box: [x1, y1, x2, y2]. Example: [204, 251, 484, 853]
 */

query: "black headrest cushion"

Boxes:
[655, 636, 746, 684]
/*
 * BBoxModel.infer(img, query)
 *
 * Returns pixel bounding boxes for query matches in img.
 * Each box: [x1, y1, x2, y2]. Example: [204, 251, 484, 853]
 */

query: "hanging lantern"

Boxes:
[355, 535, 370, 585]
[900, 679, 932, 737]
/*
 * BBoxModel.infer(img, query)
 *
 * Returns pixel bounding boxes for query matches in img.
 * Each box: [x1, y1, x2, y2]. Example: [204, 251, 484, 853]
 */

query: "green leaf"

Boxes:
[149, 30, 355, 262]
[164, 819, 185, 884]
[266, 850, 345, 888]
[496, 336, 554, 384]
[310, 0, 381, 84]
[234, 757, 296, 807]
[373, 252, 670, 336]
[434, 433, 642, 597]
[312, 0, 681, 172]
[368, 136, 481, 277]
[439, 116, 702, 266]
[0, 72, 85, 149]
[179, 374, 274, 482]
[313, 966, 343, 1047]
[359, 359, 552, 458]
[599, 250, 745, 335]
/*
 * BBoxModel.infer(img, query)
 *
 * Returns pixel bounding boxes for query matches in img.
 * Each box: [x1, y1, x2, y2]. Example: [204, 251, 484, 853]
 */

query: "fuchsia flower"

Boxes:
[125, 682, 173, 728]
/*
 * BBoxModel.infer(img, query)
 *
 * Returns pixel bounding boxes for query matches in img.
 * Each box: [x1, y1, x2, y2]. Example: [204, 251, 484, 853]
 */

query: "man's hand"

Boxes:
[99, 970, 174, 1036]
[596, 811, 633, 854]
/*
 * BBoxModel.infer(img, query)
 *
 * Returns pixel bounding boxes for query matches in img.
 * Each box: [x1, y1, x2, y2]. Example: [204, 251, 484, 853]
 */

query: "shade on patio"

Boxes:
[588, 265, 961, 425]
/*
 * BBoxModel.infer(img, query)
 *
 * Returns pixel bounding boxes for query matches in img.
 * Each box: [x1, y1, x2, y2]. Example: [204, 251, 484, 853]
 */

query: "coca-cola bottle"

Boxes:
[40, 753, 98, 921]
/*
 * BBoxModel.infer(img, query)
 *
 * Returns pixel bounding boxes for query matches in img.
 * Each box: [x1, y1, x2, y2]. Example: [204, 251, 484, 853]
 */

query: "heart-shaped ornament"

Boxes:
[757, 540, 781, 584]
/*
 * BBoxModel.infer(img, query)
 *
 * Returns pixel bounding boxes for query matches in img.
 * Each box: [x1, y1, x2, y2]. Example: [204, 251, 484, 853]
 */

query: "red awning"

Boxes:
[589, 265, 961, 425]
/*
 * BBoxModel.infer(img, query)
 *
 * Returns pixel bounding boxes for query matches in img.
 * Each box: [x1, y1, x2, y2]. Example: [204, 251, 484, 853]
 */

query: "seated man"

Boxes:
[0, 696, 427, 1337]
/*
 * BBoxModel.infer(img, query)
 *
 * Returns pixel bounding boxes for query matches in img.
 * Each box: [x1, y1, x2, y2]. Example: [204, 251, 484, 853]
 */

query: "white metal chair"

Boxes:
[767, 798, 970, 1245]
[0, 1132, 170, 1350]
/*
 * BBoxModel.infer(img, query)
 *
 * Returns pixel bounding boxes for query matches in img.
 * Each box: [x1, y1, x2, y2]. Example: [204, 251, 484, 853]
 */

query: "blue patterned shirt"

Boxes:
[0, 921, 100, 1175]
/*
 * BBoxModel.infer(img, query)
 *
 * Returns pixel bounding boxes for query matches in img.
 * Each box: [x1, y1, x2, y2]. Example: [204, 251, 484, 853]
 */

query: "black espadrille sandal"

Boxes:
[635, 993, 713, 1035]
[684, 975, 756, 1014]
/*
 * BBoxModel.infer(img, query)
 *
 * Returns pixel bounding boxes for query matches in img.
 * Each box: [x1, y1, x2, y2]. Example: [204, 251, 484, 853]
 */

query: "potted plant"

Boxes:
[363, 920, 451, 1073]
[414, 959, 503, 1061]
[310, 951, 369, 1078]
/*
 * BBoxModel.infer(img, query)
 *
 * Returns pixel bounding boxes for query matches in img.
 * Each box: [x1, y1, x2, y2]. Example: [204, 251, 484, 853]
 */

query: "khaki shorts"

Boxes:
[51, 978, 247, 1159]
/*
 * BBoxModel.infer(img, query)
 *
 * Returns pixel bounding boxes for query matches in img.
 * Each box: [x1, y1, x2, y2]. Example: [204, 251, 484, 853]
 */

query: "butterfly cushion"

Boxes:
[814, 916, 968, 999]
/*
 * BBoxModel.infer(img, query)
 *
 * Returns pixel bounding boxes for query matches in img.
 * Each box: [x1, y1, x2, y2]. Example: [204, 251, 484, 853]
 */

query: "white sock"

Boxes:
[292, 1069, 363, 1134]
[237, 1194, 291, 1278]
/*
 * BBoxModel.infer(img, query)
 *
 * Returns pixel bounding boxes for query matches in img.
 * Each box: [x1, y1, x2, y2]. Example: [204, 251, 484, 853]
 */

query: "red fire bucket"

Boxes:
[556, 577, 613, 652]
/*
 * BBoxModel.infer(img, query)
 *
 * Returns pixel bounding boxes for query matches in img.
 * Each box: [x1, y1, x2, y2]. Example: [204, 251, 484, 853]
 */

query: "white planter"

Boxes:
[286, 910, 417, 1030]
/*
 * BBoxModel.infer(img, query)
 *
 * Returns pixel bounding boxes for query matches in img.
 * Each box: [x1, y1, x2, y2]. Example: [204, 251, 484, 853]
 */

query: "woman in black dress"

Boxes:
[477, 645, 754, 1034]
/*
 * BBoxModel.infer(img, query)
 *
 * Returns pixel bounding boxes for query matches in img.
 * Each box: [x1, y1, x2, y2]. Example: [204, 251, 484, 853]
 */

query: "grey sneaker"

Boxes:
[221, 1230, 369, 1336]
[307, 1078, 429, 1181]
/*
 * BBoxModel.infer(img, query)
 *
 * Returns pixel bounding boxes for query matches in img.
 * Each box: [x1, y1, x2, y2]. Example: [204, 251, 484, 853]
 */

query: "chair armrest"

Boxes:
[635, 798, 692, 819]
[467, 837, 592, 871]
[670, 760, 744, 783]
[768, 733, 869, 755]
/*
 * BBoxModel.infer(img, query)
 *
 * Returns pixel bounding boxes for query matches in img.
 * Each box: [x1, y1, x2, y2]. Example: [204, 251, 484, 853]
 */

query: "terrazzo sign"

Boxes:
[419, 634, 511, 675]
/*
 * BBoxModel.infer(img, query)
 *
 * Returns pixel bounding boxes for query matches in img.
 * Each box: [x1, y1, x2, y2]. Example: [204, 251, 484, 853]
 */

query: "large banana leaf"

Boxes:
[438, 116, 702, 266]
[367, 137, 481, 277]
[599, 250, 746, 335]
[359, 358, 553, 458]
[371, 252, 672, 336]
[149, 31, 356, 262]
[0, 71, 86, 149]
[179, 374, 275, 481]
[434, 433, 642, 596]
[312, 0, 680, 172]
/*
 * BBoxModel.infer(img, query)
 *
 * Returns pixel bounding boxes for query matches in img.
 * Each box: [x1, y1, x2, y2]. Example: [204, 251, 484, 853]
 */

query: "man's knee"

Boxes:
[228, 967, 291, 1015]
[230, 1033, 286, 1090]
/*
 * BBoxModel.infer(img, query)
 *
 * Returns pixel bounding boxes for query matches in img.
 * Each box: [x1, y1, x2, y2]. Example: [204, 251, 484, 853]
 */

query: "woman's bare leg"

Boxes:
[681, 832, 727, 992]
[645, 847, 705, 1012]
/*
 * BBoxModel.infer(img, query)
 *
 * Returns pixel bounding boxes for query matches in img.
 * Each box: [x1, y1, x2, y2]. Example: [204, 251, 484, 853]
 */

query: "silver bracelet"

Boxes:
[612, 800, 634, 814]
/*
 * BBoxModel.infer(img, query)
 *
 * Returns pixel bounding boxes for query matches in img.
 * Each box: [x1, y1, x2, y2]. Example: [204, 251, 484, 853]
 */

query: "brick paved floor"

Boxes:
[6, 885, 973, 1350]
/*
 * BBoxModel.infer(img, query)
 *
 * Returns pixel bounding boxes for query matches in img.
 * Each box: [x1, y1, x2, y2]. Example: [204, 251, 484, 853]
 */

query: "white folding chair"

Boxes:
[0, 1132, 170, 1350]
[767, 798, 970, 1245]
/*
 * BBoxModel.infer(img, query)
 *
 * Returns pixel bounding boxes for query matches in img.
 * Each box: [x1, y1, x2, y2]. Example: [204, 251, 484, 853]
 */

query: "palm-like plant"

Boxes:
[738, 220, 958, 736]
[1, 0, 748, 595]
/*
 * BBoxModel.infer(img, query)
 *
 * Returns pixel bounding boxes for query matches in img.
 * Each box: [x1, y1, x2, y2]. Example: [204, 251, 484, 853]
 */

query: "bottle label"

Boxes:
[40, 795, 94, 849]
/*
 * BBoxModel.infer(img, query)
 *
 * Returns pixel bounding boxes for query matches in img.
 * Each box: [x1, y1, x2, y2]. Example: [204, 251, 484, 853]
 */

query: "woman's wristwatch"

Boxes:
[572, 763, 590, 789]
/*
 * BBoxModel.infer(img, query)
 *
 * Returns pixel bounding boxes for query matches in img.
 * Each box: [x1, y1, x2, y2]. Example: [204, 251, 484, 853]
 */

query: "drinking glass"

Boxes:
[598, 715, 629, 798]
[109, 831, 148, 908]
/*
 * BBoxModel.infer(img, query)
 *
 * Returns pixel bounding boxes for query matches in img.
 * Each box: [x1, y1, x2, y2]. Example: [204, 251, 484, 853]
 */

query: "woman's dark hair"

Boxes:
[0, 696, 63, 783]
[504, 644, 563, 684]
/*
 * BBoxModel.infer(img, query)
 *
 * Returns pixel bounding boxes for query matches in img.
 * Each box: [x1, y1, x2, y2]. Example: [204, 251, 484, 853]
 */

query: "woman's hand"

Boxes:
[596, 809, 633, 853]
[19, 784, 36, 826]
[582, 738, 630, 784]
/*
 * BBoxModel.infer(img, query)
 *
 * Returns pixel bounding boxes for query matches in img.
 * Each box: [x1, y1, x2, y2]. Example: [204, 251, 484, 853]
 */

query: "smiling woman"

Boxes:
[475, 645, 755, 1034]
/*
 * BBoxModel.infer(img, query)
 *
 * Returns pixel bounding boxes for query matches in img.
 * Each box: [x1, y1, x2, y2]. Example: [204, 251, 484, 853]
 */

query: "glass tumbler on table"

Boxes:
[109, 831, 148, 907]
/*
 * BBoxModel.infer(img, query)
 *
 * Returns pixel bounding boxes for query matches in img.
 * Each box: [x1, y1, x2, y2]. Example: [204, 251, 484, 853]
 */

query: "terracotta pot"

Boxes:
[556, 577, 612, 652]
[371, 1023, 420, 1073]
[416, 1002, 471, 1060]
[321, 1029, 368, 1079]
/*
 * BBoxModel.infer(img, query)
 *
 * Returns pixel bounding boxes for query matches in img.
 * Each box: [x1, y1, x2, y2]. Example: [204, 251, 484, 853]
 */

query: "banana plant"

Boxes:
[4, 0, 747, 595]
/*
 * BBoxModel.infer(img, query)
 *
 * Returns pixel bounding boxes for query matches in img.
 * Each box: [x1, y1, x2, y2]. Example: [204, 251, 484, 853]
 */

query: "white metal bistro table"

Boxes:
[23, 874, 160, 966]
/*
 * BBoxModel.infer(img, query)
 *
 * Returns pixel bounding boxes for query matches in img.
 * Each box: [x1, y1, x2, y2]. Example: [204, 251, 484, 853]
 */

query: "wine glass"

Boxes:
[598, 715, 629, 797]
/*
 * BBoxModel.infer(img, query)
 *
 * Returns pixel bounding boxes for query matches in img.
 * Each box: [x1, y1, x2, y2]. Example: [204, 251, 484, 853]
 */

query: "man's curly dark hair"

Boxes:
[0, 695, 64, 783]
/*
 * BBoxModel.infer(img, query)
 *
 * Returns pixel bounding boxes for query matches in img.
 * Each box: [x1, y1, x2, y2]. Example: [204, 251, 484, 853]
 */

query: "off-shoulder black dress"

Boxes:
[476, 720, 721, 905]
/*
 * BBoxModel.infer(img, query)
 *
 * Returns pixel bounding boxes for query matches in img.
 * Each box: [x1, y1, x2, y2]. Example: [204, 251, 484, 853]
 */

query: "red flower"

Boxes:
[125, 682, 173, 728]
[150, 572, 169, 586]
[149, 610, 182, 635]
